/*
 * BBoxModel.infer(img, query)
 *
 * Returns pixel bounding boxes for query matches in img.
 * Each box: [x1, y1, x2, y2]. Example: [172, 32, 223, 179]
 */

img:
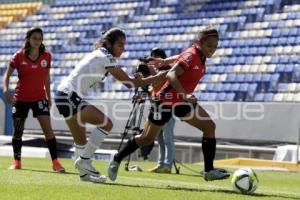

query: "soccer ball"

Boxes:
[231, 168, 259, 194]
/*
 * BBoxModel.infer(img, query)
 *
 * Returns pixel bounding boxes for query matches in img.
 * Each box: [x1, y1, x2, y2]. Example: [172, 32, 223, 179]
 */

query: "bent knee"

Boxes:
[103, 118, 113, 132]
[201, 120, 216, 136]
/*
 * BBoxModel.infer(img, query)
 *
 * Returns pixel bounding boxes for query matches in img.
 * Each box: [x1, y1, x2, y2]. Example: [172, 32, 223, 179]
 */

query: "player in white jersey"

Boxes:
[54, 27, 165, 183]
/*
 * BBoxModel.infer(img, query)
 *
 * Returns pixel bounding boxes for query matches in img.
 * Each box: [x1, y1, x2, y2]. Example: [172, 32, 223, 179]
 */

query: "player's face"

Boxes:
[29, 32, 43, 49]
[201, 36, 218, 58]
[112, 36, 126, 58]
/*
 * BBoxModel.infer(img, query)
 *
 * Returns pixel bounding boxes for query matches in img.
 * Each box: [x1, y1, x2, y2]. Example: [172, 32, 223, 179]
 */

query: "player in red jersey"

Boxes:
[108, 27, 230, 181]
[3, 27, 65, 172]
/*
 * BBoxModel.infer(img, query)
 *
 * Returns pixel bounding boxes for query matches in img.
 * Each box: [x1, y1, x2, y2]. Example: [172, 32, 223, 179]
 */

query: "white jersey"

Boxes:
[58, 48, 117, 97]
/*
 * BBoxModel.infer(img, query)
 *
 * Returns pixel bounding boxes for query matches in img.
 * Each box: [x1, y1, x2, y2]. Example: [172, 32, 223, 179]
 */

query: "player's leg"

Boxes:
[65, 116, 87, 145]
[55, 91, 109, 177]
[9, 117, 26, 169]
[108, 101, 168, 181]
[73, 143, 107, 183]
[149, 130, 165, 172]
[108, 119, 163, 181]
[9, 101, 28, 170]
[161, 117, 175, 172]
[65, 116, 106, 182]
[74, 105, 112, 178]
[179, 104, 229, 181]
[34, 100, 65, 172]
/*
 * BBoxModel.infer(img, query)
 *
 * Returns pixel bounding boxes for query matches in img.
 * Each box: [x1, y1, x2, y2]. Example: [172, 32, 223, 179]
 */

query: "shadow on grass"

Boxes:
[20, 168, 77, 175]
[106, 182, 300, 200]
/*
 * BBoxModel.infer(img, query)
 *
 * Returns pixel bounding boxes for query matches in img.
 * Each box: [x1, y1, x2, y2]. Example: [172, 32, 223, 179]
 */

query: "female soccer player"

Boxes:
[108, 27, 230, 182]
[3, 27, 65, 172]
[54, 27, 165, 183]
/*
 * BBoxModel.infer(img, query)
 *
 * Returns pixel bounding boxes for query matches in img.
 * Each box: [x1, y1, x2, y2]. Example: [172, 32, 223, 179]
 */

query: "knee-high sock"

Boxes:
[46, 138, 58, 160]
[74, 144, 86, 160]
[114, 138, 139, 163]
[81, 128, 108, 159]
[12, 138, 22, 161]
[74, 144, 88, 176]
[202, 137, 216, 172]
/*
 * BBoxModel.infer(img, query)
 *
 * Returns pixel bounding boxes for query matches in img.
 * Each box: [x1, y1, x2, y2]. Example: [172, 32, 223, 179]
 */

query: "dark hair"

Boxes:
[197, 26, 219, 42]
[150, 47, 167, 59]
[149, 47, 171, 70]
[94, 27, 126, 52]
[23, 27, 45, 56]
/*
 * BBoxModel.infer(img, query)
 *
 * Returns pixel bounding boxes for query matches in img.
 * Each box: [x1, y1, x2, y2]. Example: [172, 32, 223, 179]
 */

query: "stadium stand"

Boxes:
[0, 0, 299, 102]
[0, 2, 42, 28]
[0, 0, 298, 115]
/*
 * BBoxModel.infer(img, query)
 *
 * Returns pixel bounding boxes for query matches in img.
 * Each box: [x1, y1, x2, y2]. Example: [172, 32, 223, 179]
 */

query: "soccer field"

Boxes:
[1, 156, 300, 200]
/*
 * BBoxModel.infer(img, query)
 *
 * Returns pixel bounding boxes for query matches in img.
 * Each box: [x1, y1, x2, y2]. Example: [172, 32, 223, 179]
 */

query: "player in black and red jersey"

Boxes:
[108, 27, 230, 181]
[3, 27, 65, 172]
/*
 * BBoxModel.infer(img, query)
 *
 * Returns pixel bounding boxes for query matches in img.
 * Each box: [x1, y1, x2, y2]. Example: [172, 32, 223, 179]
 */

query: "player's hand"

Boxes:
[183, 94, 198, 104]
[147, 57, 165, 69]
[3, 91, 15, 105]
[5, 95, 16, 105]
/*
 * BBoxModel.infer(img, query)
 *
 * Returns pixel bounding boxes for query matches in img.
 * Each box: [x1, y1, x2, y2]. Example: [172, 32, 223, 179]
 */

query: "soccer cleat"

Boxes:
[79, 173, 107, 183]
[75, 157, 99, 177]
[108, 158, 120, 181]
[149, 165, 171, 173]
[200, 168, 228, 176]
[52, 159, 66, 173]
[8, 160, 21, 170]
[204, 168, 230, 181]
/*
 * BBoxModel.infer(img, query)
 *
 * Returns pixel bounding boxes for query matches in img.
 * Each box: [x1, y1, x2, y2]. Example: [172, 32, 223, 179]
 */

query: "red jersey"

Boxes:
[157, 45, 206, 105]
[9, 49, 51, 101]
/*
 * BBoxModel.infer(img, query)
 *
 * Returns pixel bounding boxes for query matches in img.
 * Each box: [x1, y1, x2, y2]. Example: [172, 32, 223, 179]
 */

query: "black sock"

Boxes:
[202, 137, 216, 172]
[46, 138, 58, 160]
[114, 138, 139, 163]
[12, 138, 22, 161]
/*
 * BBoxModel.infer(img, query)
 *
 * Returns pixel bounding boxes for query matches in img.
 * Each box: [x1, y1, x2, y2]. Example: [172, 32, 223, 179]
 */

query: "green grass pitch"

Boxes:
[1, 156, 300, 200]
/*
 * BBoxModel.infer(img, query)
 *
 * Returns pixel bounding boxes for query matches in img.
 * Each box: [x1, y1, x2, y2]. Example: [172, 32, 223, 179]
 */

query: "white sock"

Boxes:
[80, 127, 108, 159]
[73, 144, 86, 160]
[74, 144, 87, 177]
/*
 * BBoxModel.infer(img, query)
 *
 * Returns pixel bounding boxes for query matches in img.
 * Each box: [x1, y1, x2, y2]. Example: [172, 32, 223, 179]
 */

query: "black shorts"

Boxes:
[12, 100, 50, 118]
[148, 100, 197, 126]
[54, 90, 89, 118]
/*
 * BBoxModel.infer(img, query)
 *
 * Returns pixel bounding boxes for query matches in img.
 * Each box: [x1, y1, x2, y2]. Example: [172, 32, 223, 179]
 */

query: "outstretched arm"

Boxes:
[106, 67, 167, 88]
[147, 55, 179, 69]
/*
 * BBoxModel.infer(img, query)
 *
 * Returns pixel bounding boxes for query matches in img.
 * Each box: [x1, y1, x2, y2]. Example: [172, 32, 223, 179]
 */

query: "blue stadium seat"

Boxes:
[225, 93, 235, 101]
[277, 83, 288, 92]
[205, 83, 214, 92]
[226, 74, 236, 82]
[207, 93, 217, 101]
[236, 74, 245, 82]
[254, 93, 264, 102]
[216, 92, 226, 101]
[264, 93, 274, 102]
[244, 74, 253, 82]
[221, 83, 232, 91]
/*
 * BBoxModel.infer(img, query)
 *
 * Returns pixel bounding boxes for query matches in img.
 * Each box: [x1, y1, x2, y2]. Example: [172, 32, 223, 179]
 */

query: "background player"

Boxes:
[3, 27, 65, 172]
